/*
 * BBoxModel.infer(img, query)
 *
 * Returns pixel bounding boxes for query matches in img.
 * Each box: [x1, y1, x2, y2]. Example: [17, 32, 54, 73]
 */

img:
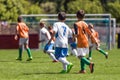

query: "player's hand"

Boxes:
[14, 35, 18, 40]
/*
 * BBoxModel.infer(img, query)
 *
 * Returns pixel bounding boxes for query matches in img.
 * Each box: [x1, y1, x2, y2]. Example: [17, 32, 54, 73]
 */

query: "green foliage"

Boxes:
[0, 0, 120, 23]
[107, 1, 120, 22]
[67, 0, 103, 14]
[0, 0, 43, 22]
[40, 2, 56, 14]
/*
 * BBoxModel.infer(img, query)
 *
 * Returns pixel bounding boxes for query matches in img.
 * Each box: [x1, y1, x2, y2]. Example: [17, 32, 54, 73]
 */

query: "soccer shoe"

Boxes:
[26, 57, 32, 61]
[89, 63, 94, 73]
[105, 52, 108, 59]
[16, 57, 22, 61]
[67, 63, 73, 73]
[59, 70, 67, 74]
[52, 60, 58, 63]
[78, 70, 86, 74]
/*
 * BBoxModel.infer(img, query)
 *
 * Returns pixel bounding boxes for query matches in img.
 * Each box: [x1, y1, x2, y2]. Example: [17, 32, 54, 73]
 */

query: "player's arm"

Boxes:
[74, 24, 78, 37]
[48, 31, 55, 45]
[14, 25, 19, 40]
[86, 27, 99, 46]
[73, 24, 78, 43]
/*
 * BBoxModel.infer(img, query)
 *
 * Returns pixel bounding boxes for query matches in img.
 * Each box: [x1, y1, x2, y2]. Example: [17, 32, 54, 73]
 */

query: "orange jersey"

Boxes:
[90, 29, 100, 43]
[16, 22, 29, 38]
[75, 21, 91, 48]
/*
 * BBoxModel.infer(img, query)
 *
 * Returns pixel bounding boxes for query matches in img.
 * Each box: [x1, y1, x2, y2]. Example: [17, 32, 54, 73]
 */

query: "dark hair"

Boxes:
[48, 26, 52, 30]
[76, 10, 85, 19]
[58, 12, 66, 20]
[17, 16, 22, 22]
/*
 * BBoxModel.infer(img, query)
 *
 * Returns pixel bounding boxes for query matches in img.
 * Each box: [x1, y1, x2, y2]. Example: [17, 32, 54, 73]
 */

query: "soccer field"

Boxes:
[0, 49, 120, 80]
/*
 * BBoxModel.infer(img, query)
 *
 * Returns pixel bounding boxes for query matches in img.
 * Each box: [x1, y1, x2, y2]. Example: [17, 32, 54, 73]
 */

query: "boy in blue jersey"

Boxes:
[48, 12, 73, 73]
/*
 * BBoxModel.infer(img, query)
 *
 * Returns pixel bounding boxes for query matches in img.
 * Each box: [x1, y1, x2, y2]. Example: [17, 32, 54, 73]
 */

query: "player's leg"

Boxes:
[24, 38, 32, 61]
[44, 43, 58, 62]
[88, 44, 94, 60]
[72, 48, 78, 57]
[16, 38, 24, 60]
[55, 47, 73, 73]
[16, 45, 23, 60]
[71, 42, 77, 57]
[96, 47, 108, 59]
[77, 48, 94, 73]
[79, 59, 86, 73]
[47, 51, 58, 62]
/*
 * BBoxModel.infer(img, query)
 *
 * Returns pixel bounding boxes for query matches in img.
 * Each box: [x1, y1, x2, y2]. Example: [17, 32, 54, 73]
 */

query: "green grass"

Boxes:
[0, 48, 120, 80]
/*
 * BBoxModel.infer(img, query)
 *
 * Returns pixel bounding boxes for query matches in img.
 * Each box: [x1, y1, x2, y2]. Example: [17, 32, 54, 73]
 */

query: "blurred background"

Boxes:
[0, 0, 120, 49]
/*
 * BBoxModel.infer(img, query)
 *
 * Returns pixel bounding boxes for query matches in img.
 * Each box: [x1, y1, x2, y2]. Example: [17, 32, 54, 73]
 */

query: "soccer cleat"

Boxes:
[26, 57, 32, 61]
[52, 60, 58, 63]
[105, 52, 108, 59]
[16, 57, 22, 61]
[59, 70, 67, 74]
[89, 63, 94, 73]
[78, 70, 86, 74]
[67, 63, 73, 73]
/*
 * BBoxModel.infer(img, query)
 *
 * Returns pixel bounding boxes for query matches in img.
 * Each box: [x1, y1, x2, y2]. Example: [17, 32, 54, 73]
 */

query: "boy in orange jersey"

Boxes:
[74, 10, 99, 73]
[87, 23, 108, 60]
[14, 16, 32, 61]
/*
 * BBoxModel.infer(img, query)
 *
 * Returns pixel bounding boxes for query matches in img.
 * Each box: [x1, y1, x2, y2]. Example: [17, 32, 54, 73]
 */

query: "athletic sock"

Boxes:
[49, 53, 57, 61]
[72, 49, 77, 57]
[26, 48, 32, 58]
[81, 57, 90, 65]
[18, 48, 22, 58]
[80, 59, 85, 70]
[98, 48, 106, 55]
[59, 57, 69, 70]
[89, 50, 92, 58]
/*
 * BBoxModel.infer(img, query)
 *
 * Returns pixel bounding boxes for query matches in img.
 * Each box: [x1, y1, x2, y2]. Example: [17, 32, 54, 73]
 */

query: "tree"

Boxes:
[67, 0, 103, 14]
[0, 0, 43, 22]
[107, 0, 120, 22]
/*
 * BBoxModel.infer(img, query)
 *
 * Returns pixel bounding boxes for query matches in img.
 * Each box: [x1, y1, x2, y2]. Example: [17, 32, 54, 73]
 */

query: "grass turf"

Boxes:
[0, 48, 120, 80]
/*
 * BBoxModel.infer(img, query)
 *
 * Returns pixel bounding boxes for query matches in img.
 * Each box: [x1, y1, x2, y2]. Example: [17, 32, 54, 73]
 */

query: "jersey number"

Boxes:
[62, 26, 66, 36]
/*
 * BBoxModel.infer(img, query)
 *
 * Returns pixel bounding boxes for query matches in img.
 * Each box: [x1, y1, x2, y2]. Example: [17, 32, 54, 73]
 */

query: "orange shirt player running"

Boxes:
[87, 23, 108, 60]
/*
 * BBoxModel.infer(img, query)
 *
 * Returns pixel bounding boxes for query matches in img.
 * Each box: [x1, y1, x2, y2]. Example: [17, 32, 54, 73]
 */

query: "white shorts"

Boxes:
[19, 38, 29, 45]
[77, 48, 89, 56]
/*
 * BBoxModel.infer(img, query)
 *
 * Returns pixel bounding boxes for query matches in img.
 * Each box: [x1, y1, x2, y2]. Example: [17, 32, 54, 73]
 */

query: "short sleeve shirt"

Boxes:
[53, 22, 72, 48]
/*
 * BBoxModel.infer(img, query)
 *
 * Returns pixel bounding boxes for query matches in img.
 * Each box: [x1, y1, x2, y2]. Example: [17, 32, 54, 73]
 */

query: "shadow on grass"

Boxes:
[0, 60, 15, 62]
[23, 72, 59, 75]
[23, 72, 78, 75]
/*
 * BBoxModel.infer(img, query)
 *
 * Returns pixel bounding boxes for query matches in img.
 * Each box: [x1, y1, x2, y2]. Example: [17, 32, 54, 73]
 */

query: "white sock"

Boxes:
[49, 53, 57, 61]
[58, 57, 70, 70]
[62, 63, 67, 70]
